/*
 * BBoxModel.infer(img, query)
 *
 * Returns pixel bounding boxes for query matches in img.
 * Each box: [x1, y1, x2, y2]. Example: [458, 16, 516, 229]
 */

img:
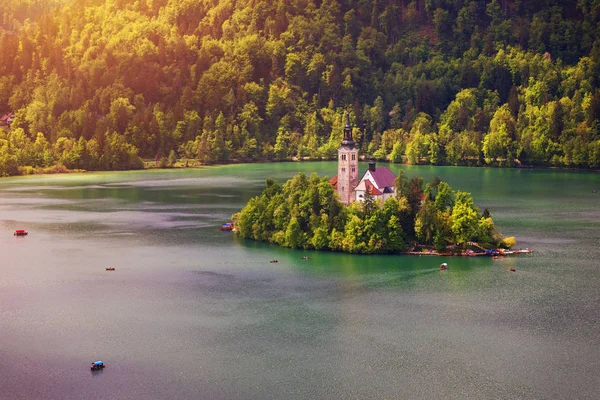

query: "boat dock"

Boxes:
[402, 248, 533, 257]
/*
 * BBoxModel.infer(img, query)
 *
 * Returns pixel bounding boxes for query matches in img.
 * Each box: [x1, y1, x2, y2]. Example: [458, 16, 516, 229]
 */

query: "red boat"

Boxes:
[13, 229, 28, 236]
[220, 223, 234, 231]
[106, 267, 115, 271]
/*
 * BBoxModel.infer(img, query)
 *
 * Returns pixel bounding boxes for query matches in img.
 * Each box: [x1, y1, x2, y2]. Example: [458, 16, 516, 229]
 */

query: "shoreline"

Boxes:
[3, 158, 599, 179]
[402, 248, 534, 257]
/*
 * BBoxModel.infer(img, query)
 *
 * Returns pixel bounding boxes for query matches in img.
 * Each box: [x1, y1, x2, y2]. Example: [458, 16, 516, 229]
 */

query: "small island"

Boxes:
[233, 113, 520, 256]
[232, 171, 516, 255]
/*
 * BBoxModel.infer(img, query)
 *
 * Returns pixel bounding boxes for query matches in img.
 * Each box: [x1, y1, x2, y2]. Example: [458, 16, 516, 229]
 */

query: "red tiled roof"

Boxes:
[364, 180, 383, 195]
[329, 175, 338, 190]
[370, 167, 396, 189]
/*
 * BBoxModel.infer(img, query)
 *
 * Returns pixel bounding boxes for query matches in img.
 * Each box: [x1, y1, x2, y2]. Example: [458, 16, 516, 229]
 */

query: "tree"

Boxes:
[109, 97, 135, 133]
[434, 182, 455, 211]
[406, 176, 424, 217]
[483, 105, 517, 165]
[451, 191, 480, 245]
[168, 149, 177, 166]
[415, 197, 437, 244]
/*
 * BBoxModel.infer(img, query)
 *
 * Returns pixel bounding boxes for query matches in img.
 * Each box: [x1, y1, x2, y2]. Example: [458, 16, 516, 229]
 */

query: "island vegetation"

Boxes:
[233, 172, 515, 254]
[1, 0, 600, 177]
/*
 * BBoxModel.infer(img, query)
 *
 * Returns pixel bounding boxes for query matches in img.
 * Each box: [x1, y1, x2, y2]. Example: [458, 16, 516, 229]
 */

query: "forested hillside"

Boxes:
[1, 0, 600, 175]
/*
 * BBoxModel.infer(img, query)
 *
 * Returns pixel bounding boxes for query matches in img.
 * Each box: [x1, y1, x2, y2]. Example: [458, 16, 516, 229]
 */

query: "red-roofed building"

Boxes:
[355, 179, 383, 196]
[354, 160, 396, 203]
[0, 112, 14, 127]
[330, 111, 397, 204]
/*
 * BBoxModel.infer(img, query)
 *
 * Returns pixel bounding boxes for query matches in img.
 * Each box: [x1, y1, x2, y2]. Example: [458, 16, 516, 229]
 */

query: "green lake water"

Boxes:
[0, 162, 599, 399]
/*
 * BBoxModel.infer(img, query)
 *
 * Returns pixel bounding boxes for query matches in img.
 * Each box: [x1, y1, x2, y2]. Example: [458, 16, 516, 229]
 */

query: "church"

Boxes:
[329, 112, 397, 205]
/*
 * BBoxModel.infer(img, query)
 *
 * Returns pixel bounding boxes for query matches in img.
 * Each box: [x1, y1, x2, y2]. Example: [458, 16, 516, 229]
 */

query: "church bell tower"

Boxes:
[337, 111, 359, 204]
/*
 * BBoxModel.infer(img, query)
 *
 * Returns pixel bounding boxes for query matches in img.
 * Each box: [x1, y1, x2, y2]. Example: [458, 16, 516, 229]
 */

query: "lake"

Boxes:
[1, 162, 599, 399]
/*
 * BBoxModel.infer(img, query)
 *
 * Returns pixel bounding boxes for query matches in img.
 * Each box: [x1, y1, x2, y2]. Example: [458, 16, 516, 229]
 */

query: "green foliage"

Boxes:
[1, 0, 599, 176]
[451, 191, 481, 244]
[483, 105, 517, 165]
[415, 197, 437, 244]
[234, 173, 505, 254]
[168, 150, 177, 166]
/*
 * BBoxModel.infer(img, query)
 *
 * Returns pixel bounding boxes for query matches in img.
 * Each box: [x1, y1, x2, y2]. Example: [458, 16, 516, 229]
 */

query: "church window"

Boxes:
[341, 154, 347, 161]
[351, 153, 356, 160]
[342, 168, 346, 172]
[352, 167, 355, 173]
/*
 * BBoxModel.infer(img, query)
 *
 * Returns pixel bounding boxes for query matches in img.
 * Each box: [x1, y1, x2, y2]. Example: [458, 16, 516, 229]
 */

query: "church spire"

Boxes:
[341, 111, 355, 147]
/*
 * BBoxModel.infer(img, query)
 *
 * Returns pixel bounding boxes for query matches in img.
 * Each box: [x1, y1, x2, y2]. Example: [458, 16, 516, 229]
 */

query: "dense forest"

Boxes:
[1, 0, 600, 176]
[233, 173, 513, 254]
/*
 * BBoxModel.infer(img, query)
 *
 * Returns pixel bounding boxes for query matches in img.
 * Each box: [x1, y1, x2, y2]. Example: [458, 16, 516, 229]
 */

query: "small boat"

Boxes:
[509, 267, 516, 272]
[485, 249, 501, 257]
[301, 256, 310, 260]
[269, 259, 278, 263]
[515, 249, 533, 254]
[220, 223, 234, 231]
[90, 361, 105, 370]
[440, 263, 448, 270]
[105, 267, 115, 271]
[13, 229, 28, 236]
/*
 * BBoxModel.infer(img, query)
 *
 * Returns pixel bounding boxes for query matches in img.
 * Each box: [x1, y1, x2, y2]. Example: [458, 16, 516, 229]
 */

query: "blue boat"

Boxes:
[90, 361, 105, 370]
